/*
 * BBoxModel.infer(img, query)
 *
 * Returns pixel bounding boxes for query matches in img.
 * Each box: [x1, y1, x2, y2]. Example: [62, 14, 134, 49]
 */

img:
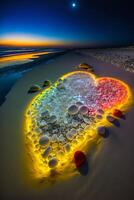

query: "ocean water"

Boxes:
[0, 46, 66, 105]
[0, 46, 62, 57]
[0, 46, 64, 68]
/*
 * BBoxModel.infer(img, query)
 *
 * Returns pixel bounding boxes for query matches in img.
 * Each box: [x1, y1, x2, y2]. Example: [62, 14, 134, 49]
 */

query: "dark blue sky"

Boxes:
[0, 0, 134, 47]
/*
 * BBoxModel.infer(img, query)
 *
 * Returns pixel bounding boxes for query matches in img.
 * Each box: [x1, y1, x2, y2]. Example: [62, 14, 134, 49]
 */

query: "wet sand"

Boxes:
[0, 50, 134, 200]
[0, 51, 66, 105]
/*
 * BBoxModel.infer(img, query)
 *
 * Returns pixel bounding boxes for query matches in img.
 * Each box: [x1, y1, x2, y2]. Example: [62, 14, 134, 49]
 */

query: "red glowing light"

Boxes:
[96, 78, 128, 110]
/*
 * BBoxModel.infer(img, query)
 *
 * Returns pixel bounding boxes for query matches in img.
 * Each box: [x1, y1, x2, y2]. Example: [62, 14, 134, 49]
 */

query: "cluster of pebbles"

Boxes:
[26, 71, 129, 170]
[26, 72, 102, 168]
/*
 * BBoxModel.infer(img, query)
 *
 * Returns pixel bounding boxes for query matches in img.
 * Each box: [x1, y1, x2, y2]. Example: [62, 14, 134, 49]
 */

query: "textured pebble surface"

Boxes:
[24, 71, 131, 179]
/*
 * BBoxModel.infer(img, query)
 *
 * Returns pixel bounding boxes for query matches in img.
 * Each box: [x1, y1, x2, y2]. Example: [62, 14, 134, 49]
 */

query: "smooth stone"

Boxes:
[97, 126, 106, 137]
[74, 151, 86, 168]
[42, 80, 51, 88]
[65, 144, 70, 152]
[35, 128, 42, 134]
[39, 135, 49, 146]
[66, 132, 74, 140]
[79, 105, 89, 115]
[42, 146, 51, 158]
[79, 63, 93, 70]
[113, 109, 123, 118]
[83, 117, 91, 124]
[72, 121, 79, 127]
[28, 85, 41, 93]
[68, 105, 78, 115]
[48, 158, 58, 168]
[107, 115, 115, 123]
[97, 109, 104, 115]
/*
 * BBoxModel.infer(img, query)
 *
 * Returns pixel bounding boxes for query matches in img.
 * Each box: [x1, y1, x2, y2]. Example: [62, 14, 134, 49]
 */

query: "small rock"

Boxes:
[48, 158, 58, 168]
[65, 144, 70, 152]
[97, 109, 104, 115]
[113, 109, 123, 118]
[74, 151, 86, 168]
[35, 128, 42, 135]
[83, 117, 91, 124]
[28, 85, 41, 93]
[68, 105, 78, 115]
[42, 80, 51, 88]
[107, 115, 115, 123]
[79, 105, 89, 115]
[42, 146, 51, 158]
[79, 63, 93, 70]
[72, 121, 79, 127]
[97, 126, 107, 137]
[66, 131, 74, 140]
[39, 135, 49, 146]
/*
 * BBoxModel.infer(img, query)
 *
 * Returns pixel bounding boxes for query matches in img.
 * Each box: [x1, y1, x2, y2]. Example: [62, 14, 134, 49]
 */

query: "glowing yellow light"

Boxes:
[23, 71, 133, 185]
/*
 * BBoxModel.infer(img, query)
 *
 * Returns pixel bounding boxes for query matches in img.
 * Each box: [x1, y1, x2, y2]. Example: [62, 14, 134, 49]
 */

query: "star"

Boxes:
[72, 2, 76, 8]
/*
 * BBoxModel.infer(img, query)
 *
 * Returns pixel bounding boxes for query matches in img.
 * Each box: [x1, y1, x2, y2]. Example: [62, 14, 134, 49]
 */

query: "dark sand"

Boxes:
[0, 50, 134, 200]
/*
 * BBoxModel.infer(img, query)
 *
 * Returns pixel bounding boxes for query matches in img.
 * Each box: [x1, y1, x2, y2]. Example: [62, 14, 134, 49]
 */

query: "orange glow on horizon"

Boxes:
[0, 35, 66, 47]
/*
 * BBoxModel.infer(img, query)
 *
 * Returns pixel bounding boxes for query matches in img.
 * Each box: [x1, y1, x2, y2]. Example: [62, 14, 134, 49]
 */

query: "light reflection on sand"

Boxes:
[0, 51, 51, 68]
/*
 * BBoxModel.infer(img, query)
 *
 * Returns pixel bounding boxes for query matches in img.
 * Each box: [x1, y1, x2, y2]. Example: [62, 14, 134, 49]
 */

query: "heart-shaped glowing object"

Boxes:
[24, 71, 132, 183]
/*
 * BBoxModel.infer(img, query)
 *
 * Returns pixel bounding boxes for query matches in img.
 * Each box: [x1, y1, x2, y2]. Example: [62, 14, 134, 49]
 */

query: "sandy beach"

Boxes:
[0, 49, 134, 200]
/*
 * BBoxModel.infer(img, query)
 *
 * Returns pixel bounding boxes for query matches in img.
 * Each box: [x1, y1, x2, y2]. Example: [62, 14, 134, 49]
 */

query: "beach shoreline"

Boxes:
[0, 50, 68, 105]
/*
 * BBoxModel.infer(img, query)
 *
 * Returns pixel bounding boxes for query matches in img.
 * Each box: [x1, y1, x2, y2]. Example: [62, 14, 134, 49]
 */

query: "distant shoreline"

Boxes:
[0, 50, 67, 74]
[0, 50, 67, 106]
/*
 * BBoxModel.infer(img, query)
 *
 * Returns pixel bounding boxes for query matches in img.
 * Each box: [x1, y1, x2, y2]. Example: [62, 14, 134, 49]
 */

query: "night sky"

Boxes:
[0, 0, 134, 47]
